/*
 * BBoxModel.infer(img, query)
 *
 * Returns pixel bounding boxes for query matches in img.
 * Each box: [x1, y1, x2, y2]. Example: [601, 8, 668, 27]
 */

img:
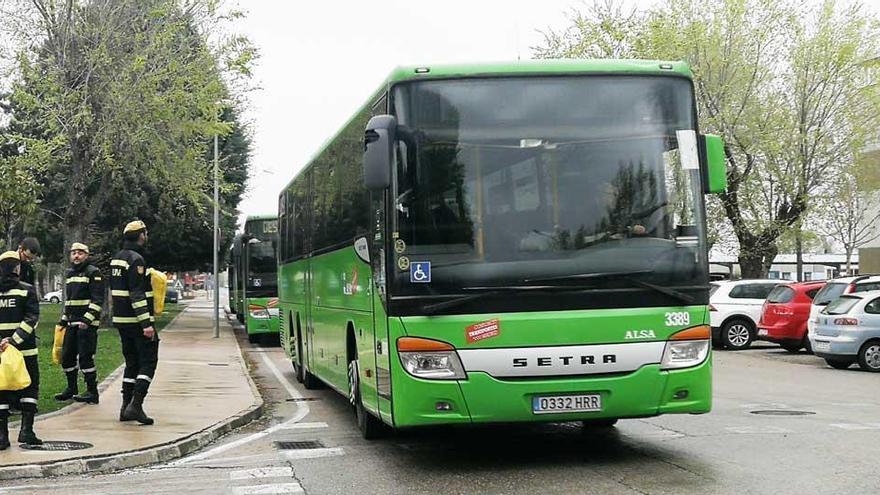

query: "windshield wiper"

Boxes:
[526, 270, 696, 305]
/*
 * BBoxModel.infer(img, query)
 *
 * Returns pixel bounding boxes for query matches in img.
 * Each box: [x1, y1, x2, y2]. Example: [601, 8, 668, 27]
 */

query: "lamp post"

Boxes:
[213, 131, 220, 339]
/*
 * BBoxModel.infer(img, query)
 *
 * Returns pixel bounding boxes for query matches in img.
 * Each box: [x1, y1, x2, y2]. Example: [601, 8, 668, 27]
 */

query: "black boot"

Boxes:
[74, 373, 99, 404]
[54, 371, 79, 401]
[120, 389, 134, 422]
[122, 392, 154, 425]
[18, 411, 42, 445]
[0, 416, 9, 450]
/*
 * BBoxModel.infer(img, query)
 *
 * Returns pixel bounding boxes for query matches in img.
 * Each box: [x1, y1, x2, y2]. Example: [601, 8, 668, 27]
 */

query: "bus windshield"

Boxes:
[389, 75, 707, 306]
[246, 218, 278, 292]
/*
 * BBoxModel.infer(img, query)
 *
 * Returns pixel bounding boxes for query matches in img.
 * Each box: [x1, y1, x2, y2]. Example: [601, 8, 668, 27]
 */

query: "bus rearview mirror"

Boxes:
[701, 134, 727, 194]
[364, 115, 396, 190]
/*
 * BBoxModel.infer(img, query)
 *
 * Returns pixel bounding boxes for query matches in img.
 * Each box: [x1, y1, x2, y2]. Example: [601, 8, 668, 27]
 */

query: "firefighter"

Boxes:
[16, 237, 40, 286]
[111, 220, 157, 425]
[54, 243, 104, 404]
[0, 251, 42, 449]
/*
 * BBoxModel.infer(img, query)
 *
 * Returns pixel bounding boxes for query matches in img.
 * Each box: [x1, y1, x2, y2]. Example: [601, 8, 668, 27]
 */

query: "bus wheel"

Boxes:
[248, 333, 259, 344]
[348, 359, 385, 439]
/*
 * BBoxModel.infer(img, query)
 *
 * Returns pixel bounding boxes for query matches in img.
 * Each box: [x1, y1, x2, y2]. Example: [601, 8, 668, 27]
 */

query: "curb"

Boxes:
[0, 307, 265, 481]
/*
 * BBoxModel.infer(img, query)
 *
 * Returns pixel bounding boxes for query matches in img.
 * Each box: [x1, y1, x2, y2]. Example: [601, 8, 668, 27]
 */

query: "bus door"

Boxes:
[370, 191, 393, 424]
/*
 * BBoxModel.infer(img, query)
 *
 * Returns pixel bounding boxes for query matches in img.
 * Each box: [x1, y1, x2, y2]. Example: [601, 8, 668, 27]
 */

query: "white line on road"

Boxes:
[231, 483, 304, 495]
[829, 423, 880, 430]
[724, 426, 793, 434]
[283, 447, 345, 460]
[229, 466, 295, 480]
[168, 351, 310, 465]
[278, 422, 328, 430]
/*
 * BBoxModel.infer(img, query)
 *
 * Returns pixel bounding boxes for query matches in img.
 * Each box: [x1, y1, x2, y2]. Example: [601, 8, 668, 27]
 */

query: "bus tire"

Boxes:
[349, 359, 385, 439]
[582, 418, 618, 428]
[248, 332, 259, 344]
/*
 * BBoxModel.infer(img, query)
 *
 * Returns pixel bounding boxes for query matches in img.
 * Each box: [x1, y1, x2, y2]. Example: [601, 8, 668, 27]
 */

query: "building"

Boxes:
[710, 253, 859, 281]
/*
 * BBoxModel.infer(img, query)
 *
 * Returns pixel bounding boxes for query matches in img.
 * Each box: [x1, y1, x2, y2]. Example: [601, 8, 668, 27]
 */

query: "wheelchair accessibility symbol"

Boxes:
[409, 262, 431, 283]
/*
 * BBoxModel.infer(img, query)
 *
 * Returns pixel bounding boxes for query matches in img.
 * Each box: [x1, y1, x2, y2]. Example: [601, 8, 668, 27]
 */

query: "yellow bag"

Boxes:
[0, 346, 32, 391]
[52, 324, 66, 365]
[149, 268, 167, 316]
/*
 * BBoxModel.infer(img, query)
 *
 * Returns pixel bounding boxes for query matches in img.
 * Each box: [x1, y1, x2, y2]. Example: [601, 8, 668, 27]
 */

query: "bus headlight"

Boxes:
[661, 325, 711, 370]
[397, 337, 466, 380]
[249, 306, 270, 319]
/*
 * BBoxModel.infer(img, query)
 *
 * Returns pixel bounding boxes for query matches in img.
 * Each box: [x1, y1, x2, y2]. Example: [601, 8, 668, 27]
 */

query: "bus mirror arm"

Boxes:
[364, 114, 397, 190]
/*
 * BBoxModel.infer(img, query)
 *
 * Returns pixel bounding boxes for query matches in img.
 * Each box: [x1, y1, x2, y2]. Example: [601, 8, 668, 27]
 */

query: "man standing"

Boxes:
[16, 237, 40, 286]
[0, 251, 42, 449]
[55, 243, 104, 404]
[110, 221, 157, 425]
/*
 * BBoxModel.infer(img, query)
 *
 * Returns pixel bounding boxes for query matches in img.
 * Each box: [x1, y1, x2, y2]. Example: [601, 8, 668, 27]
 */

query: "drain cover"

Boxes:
[275, 440, 325, 450]
[20, 441, 93, 451]
[750, 410, 816, 416]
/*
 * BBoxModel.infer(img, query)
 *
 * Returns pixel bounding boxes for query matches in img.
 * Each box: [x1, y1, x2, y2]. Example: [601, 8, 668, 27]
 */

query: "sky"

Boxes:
[232, 0, 586, 224]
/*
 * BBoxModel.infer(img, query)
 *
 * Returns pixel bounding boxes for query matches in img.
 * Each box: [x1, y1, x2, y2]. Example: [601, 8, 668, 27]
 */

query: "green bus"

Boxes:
[278, 60, 726, 438]
[229, 214, 280, 343]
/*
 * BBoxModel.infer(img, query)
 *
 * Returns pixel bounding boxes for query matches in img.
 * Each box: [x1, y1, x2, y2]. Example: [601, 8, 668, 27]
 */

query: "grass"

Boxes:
[32, 303, 184, 415]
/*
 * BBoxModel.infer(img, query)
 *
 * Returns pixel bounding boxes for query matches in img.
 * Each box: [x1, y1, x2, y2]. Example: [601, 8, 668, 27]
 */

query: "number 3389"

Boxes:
[665, 312, 690, 326]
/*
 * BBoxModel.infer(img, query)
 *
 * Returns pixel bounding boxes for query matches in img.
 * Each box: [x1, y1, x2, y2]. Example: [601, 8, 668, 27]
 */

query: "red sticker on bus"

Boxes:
[466, 319, 501, 344]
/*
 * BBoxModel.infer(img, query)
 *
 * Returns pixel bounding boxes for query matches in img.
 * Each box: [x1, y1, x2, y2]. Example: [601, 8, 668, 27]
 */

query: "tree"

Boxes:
[535, 0, 880, 277]
[1, 0, 255, 268]
[819, 173, 880, 274]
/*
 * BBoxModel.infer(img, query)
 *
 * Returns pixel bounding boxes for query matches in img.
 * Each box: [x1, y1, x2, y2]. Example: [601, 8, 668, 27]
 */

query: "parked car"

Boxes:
[42, 290, 62, 304]
[710, 279, 790, 350]
[165, 288, 179, 304]
[757, 280, 825, 353]
[810, 290, 880, 372]
[807, 275, 880, 335]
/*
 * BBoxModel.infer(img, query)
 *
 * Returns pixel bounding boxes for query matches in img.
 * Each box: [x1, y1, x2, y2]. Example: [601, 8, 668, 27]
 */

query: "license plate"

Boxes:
[814, 341, 831, 352]
[758, 329, 768, 336]
[532, 394, 602, 414]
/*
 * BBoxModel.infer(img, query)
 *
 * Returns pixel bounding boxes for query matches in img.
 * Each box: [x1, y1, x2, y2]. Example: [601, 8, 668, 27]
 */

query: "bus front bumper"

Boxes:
[392, 360, 711, 428]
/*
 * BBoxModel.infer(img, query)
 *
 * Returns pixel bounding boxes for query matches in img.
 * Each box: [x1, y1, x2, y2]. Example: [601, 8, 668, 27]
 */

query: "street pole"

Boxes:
[213, 132, 220, 339]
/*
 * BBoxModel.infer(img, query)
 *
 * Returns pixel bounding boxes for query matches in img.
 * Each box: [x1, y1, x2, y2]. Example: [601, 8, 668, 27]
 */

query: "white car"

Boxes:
[807, 275, 880, 335]
[710, 279, 789, 350]
[42, 290, 62, 303]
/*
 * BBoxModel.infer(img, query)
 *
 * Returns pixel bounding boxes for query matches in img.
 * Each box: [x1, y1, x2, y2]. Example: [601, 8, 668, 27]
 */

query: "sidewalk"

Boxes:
[0, 299, 262, 480]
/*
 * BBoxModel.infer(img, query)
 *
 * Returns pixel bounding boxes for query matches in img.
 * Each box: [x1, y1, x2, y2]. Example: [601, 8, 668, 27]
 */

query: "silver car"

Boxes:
[810, 290, 880, 372]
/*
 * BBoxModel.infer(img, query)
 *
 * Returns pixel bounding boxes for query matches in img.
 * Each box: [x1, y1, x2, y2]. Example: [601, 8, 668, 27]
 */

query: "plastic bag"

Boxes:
[0, 346, 32, 391]
[52, 324, 66, 365]
[149, 268, 167, 316]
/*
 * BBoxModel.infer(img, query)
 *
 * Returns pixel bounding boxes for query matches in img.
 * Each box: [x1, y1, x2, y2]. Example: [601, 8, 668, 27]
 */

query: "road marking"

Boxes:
[724, 426, 793, 434]
[168, 351, 310, 465]
[278, 422, 328, 430]
[283, 447, 345, 460]
[829, 423, 880, 430]
[231, 483, 304, 495]
[230, 466, 295, 480]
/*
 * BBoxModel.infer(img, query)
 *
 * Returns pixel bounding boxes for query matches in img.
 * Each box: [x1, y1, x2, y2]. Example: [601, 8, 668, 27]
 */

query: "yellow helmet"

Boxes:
[0, 251, 20, 263]
[70, 242, 90, 254]
[123, 220, 147, 234]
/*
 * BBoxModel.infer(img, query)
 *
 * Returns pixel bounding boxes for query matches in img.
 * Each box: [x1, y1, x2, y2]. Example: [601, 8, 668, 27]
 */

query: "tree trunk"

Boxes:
[796, 226, 803, 282]
[739, 240, 779, 279]
[845, 248, 853, 276]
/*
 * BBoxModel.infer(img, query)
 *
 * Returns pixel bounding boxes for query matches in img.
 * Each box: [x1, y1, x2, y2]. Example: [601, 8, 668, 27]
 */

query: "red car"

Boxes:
[757, 280, 826, 353]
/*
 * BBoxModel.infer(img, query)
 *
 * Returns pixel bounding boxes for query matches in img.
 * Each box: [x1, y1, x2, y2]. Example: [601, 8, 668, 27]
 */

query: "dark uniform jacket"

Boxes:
[110, 242, 154, 329]
[0, 280, 40, 356]
[59, 263, 104, 328]
[19, 261, 35, 286]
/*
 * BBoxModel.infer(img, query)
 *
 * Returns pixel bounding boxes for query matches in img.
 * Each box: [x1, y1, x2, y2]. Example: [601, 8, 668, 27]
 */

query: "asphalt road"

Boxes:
[3, 338, 879, 495]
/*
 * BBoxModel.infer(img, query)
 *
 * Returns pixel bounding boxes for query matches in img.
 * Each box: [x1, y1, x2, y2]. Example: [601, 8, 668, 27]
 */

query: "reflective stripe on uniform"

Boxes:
[20, 322, 33, 333]
[81, 367, 96, 373]
[84, 312, 96, 321]
[112, 290, 130, 297]
[137, 313, 151, 322]
[0, 404, 8, 410]
[110, 259, 130, 269]
[19, 348, 38, 357]
[12, 333, 23, 344]
[0, 289, 27, 297]
[0, 322, 18, 330]
[93, 277, 102, 281]
[91, 320, 100, 327]
[66, 299, 90, 306]
[89, 303, 102, 312]
[123, 378, 136, 384]
[136, 375, 152, 382]
[63, 365, 78, 372]
[132, 300, 148, 309]
[19, 398, 37, 404]
[145, 292, 154, 298]
[66, 276, 90, 283]
[113, 316, 139, 324]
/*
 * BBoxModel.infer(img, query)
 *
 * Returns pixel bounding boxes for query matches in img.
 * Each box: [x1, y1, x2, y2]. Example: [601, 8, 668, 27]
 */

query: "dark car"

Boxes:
[165, 288, 179, 304]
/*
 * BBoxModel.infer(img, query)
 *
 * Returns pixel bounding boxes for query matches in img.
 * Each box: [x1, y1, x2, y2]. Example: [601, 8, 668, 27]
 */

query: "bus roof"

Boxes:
[244, 214, 278, 223]
[281, 59, 692, 194]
